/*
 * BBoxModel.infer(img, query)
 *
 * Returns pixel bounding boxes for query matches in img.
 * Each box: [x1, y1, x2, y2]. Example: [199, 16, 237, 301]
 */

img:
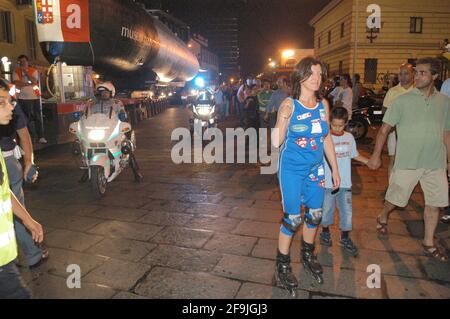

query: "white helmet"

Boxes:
[96, 81, 116, 97]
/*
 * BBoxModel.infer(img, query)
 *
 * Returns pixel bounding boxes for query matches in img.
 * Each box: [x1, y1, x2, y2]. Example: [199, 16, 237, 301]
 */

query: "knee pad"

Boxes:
[280, 213, 302, 236]
[304, 207, 322, 229]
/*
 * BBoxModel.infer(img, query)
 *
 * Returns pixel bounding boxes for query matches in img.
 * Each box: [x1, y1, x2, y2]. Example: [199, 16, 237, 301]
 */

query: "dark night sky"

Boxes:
[149, 0, 330, 76]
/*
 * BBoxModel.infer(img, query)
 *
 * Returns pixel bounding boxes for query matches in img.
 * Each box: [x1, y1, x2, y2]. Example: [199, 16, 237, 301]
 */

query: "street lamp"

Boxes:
[268, 61, 276, 68]
[282, 49, 295, 59]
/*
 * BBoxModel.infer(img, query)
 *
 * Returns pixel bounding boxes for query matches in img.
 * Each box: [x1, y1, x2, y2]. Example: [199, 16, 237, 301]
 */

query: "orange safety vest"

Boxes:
[15, 67, 41, 97]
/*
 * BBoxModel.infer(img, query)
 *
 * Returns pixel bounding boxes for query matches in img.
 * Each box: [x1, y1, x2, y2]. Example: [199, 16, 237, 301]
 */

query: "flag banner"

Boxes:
[35, 0, 90, 43]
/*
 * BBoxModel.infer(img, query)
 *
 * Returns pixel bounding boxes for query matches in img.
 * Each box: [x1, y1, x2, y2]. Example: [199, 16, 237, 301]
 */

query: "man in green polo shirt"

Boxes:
[257, 79, 273, 129]
[368, 57, 450, 261]
[0, 78, 44, 298]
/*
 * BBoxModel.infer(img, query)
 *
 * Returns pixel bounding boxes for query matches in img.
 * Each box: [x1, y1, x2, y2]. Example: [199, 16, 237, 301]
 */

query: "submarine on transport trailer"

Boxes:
[34, 0, 199, 89]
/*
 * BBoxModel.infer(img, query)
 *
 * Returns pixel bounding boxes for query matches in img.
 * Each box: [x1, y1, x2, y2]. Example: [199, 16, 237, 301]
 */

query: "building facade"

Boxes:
[188, 33, 219, 84]
[310, 0, 450, 85]
[205, 15, 240, 80]
[0, 0, 48, 81]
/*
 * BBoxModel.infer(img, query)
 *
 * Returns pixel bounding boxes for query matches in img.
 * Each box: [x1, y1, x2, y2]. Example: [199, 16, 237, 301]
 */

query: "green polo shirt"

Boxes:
[383, 88, 450, 170]
[257, 90, 273, 112]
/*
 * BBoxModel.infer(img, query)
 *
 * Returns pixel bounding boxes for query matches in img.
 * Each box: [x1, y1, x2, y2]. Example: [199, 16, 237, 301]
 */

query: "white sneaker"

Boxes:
[38, 138, 48, 144]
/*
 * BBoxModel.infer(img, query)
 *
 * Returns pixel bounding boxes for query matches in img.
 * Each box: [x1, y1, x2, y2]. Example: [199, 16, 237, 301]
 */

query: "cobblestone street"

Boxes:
[19, 106, 450, 299]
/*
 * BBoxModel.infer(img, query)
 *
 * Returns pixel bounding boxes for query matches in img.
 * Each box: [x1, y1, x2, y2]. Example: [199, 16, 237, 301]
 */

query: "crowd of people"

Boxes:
[270, 56, 449, 294]
[1, 51, 449, 298]
[0, 55, 145, 298]
[207, 55, 449, 294]
[0, 78, 44, 299]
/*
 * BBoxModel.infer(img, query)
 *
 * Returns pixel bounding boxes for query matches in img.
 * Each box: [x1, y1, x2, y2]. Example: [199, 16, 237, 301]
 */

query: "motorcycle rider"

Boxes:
[87, 82, 125, 118]
[81, 81, 142, 181]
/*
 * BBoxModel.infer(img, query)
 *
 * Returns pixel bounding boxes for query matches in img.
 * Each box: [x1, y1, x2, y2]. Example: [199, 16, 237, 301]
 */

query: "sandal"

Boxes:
[376, 216, 388, 236]
[423, 244, 448, 261]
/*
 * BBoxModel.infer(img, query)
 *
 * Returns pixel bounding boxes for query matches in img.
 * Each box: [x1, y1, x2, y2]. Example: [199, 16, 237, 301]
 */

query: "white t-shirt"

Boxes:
[12, 68, 39, 100]
[330, 86, 353, 115]
[324, 132, 358, 189]
[237, 85, 246, 103]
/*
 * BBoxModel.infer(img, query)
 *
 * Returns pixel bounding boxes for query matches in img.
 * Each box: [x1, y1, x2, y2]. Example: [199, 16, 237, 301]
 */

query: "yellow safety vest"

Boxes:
[0, 151, 17, 267]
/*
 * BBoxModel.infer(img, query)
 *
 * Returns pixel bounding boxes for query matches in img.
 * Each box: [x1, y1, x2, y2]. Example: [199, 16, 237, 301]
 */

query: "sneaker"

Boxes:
[339, 237, 358, 257]
[38, 137, 48, 144]
[320, 231, 332, 247]
[440, 214, 450, 224]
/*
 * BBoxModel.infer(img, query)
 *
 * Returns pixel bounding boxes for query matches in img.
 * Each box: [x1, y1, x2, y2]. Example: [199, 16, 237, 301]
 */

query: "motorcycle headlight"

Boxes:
[196, 106, 212, 116]
[88, 129, 106, 141]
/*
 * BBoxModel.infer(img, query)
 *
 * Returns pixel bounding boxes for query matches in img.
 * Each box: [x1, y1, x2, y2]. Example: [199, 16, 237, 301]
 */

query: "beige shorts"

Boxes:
[387, 131, 396, 156]
[385, 168, 449, 208]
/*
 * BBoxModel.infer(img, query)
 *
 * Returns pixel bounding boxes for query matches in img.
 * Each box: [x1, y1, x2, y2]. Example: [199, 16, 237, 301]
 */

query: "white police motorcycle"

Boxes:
[70, 110, 143, 198]
[189, 90, 218, 138]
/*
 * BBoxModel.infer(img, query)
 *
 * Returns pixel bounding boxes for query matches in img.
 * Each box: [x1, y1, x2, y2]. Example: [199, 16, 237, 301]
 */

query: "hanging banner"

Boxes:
[35, 0, 90, 42]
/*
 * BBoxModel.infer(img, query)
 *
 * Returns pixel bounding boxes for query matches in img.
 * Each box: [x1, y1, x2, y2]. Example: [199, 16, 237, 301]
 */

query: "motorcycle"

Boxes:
[70, 111, 143, 198]
[189, 90, 218, 138]
[346, 107, 371, 140]
[346, 88, 386, 140]
[359, 88, 384, 124]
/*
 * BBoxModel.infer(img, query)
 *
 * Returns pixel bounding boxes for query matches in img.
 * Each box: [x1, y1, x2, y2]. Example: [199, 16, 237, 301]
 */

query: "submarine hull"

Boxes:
[35, 0, 199, 84]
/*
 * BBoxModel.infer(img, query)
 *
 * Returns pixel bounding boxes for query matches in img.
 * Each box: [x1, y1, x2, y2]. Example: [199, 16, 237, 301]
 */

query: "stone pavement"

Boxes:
[19, 106, 450, 299]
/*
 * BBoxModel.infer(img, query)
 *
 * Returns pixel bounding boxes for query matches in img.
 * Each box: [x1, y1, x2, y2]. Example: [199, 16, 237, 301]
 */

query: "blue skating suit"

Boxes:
[278, 98, 329, 236]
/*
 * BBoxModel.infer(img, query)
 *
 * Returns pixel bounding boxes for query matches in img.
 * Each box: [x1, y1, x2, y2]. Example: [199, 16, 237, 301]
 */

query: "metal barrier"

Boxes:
[124, 98, 169, 126]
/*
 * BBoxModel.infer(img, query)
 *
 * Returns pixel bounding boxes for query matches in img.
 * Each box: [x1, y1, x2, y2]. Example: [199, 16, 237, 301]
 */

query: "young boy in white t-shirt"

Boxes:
[320, 107, 369, 256]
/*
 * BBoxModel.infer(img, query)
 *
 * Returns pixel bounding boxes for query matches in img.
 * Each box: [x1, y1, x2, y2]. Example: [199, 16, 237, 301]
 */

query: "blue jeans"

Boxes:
[0, 260, 31, 299]
[5, 155, 43, 266]
[322, 188, 353, 231]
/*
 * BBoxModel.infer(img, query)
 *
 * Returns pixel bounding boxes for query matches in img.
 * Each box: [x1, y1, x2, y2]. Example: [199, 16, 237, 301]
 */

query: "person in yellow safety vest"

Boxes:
[0, 79, 44, 299]
[12, 55, 47, 144]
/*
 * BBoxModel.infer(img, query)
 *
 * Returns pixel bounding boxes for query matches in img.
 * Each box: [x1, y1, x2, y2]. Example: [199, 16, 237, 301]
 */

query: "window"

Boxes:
[328, 30, 331, 44]
[341, 22, 345, 38]
[26, 20, 37, 60]
[338, 61, 343, 75]
[410, 17, 423, 33]
[0, 11, 14, 43]
[364, 58, 378, 84]
[318, 36, 321, 48]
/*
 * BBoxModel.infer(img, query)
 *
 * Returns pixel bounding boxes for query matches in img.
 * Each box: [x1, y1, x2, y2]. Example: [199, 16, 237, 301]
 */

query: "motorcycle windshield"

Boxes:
[80, 113, 118, 142]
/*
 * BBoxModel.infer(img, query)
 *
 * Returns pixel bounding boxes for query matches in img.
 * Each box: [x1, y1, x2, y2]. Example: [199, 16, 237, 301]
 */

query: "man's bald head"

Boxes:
[400, 63, 414, 71]
[399, 63, 414, 87]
